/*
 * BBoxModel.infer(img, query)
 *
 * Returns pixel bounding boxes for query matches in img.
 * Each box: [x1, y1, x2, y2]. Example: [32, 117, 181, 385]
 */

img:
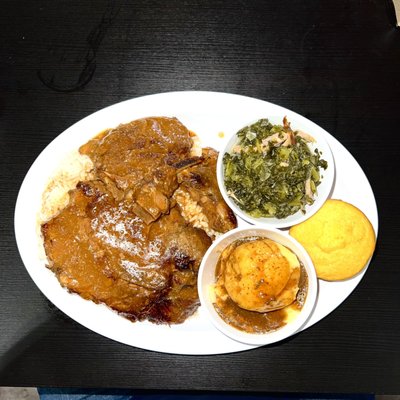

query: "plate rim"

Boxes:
[14, 90, 379, 355]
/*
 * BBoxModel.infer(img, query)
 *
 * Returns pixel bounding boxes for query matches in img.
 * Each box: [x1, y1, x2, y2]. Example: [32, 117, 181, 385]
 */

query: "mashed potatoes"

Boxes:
[219, 238, 301, 312]
[211, 236, 307, 334]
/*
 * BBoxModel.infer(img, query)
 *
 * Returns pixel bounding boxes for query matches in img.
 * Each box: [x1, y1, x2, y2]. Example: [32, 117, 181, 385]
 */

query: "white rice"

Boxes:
[173, 189, 219, 239]
[38, 132, 217, 241]
[39, 150, 94, 224]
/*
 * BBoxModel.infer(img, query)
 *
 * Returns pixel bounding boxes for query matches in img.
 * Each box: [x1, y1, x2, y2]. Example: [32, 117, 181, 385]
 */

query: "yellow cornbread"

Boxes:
[289, 199, 376, 281]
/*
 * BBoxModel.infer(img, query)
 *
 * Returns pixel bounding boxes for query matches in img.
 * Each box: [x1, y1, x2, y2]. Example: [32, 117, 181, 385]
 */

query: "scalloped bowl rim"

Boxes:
[197, 226, 318, 346]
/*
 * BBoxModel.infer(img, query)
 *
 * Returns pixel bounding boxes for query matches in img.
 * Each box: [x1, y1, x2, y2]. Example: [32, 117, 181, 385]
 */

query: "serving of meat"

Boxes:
[79, 117, 199, 224]
[41, 117, 237, 324]
[175, 148, 237, 236]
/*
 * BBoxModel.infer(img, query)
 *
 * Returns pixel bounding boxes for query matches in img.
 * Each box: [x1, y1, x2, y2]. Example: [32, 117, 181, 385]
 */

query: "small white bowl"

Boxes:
[198, 226, 318, 346]
[217, 116, 335, 229]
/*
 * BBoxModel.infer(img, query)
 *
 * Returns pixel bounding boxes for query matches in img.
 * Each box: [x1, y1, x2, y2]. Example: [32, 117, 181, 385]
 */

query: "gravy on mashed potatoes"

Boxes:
[212, 237, 308, 334]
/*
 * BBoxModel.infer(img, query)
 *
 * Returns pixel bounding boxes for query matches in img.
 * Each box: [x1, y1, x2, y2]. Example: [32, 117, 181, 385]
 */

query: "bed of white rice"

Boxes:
[38, 132, 217, 251]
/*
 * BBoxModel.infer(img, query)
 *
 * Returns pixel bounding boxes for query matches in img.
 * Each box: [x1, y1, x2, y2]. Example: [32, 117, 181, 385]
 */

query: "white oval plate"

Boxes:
[14, 91, 378, 355]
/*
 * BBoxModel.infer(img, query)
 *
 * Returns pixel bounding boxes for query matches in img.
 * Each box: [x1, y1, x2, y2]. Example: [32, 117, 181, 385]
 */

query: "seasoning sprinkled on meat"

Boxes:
[41, 117, 237, 324]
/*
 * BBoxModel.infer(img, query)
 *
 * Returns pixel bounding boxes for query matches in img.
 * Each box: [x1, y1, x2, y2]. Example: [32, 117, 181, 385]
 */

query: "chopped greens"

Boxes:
[223, 118, 328, 219]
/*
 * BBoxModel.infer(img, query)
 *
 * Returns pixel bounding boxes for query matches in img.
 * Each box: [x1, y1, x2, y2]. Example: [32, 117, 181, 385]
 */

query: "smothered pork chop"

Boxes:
[41, 117, 236, 324]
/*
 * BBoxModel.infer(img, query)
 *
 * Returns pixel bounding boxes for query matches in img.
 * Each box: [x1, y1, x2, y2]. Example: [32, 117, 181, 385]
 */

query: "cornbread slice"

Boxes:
[289, 199, 376, 281]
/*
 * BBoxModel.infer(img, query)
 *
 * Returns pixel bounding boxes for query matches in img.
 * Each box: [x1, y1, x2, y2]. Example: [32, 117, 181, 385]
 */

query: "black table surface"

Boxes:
[1, 0, 399, 394]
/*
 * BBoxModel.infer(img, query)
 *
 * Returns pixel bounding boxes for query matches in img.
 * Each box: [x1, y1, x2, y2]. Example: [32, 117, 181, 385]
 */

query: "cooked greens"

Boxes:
[223, 118, 328, 219]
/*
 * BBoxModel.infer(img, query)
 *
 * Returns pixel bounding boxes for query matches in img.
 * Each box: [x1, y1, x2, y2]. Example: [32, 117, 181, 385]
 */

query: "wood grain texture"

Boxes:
[1, 0, 400, 393]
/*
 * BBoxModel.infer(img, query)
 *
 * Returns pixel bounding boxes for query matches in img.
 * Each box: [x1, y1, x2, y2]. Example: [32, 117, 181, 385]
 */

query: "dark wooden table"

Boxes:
[1, 0, 399, 395]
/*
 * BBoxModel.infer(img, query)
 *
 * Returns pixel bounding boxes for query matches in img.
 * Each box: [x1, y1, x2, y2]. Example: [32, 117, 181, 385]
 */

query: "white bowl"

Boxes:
[198, 226, 318, 346]
[217, 116, 335, 229]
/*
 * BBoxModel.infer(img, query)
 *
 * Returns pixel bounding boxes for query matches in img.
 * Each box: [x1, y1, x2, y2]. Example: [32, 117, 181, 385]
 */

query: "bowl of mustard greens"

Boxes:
[217, 117, 335, 228]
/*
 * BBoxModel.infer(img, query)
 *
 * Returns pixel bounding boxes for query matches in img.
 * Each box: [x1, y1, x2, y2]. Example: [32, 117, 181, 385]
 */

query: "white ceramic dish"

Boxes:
[198, 226, 318, 345]
[14, 91, 378, 355]
[216, 116, 335, 228]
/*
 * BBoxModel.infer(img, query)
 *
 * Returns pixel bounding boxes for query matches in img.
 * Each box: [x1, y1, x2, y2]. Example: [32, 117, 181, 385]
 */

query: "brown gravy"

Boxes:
[213, 237, 308, 334]
[41, 117, 237, 324]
